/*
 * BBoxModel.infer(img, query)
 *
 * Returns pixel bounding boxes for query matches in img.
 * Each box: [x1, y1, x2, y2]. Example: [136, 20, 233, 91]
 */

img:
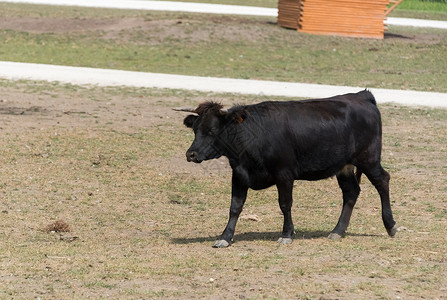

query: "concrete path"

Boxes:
[1, 61, 446, 108]
[3, 0, 447, 29]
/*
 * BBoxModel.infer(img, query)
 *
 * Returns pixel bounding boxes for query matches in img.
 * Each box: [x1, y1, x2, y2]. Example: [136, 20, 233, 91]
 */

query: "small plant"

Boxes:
[43, 220, 71, 233]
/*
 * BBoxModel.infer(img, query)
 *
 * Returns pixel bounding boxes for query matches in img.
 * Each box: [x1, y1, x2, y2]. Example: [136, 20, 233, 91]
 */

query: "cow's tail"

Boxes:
[360, 89, 377, 106]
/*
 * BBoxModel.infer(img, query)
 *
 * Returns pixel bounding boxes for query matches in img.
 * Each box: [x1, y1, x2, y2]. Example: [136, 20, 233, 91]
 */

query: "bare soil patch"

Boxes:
[0, 14, 271, 44]
[0, 16, 119, 33]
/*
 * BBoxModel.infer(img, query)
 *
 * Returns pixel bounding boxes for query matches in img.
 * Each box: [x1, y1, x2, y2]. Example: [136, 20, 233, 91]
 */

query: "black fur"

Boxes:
[182, 90, 396, 247]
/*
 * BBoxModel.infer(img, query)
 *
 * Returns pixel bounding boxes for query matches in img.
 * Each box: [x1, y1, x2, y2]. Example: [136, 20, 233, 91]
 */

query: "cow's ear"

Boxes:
[183, 115, 198, 128]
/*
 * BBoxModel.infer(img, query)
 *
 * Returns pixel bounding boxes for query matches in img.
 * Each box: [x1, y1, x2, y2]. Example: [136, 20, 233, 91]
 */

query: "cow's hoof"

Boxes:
[212, 239, 230, 248]
[387, 225, 398, 237]
[328, 232, 343, 240]
[277, 237, 293, 245]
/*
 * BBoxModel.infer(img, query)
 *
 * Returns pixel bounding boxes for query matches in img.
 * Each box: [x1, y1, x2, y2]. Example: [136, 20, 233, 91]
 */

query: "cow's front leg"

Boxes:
[213, 175, 248, 248]
[276, 180, 294, 244]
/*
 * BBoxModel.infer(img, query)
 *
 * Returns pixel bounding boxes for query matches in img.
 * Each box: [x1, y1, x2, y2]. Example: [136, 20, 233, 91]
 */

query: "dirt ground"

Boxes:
[0, 14, 444, 45]
[0, 14, 274, 45]
[0, 80, 446, 299]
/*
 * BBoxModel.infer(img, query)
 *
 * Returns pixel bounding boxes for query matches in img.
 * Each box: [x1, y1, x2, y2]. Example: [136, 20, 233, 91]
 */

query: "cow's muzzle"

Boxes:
[186, 150, 202, 163]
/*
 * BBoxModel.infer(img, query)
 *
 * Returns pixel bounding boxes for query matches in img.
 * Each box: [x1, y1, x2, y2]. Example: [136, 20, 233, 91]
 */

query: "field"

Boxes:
[1, 82, 446, 299]
[1, 1, 447, 299]
[1, 3, 447, 92]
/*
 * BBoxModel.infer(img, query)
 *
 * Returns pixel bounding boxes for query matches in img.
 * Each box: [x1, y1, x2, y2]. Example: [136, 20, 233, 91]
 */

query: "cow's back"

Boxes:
[235, 90, 381, 181]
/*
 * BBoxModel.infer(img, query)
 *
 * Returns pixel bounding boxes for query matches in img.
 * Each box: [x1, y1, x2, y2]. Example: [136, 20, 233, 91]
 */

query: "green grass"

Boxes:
[392, 0, 447, 19]
[398, 0, 447, 12]
[151, 0, 447, 18]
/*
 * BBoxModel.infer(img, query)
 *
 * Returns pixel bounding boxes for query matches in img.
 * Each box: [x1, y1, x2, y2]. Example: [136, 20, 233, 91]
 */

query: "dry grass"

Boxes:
[0, 81, 446, 298]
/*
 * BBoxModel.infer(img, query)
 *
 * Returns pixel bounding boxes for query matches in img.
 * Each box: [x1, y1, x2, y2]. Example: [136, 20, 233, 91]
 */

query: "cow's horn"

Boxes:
[219, 108, 228, 115]
[173, 107, 197, 113]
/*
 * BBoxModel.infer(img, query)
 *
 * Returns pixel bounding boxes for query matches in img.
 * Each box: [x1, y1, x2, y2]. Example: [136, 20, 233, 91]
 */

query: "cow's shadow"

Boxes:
[171, 230, 376, 245]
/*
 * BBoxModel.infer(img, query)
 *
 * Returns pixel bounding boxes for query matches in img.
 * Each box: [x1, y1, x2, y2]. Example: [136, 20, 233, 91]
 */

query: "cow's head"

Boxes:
[177, 102, 245, 163]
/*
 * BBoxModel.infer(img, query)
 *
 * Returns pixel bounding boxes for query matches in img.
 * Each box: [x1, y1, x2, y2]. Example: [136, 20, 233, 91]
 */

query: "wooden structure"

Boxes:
[278, 0, 404, 39]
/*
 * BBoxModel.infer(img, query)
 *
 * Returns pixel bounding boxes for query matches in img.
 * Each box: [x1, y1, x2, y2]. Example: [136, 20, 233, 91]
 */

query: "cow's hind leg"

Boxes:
[364, 165, 397, 237]
[329, 165, 361, 240]
[276, 180, 295, 244]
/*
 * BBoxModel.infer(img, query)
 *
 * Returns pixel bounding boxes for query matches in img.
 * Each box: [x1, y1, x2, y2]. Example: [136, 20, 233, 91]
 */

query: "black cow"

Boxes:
[178, 90, 397, 248]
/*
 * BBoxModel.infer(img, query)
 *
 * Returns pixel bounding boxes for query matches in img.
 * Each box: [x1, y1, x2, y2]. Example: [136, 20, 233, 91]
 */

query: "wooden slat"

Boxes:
[277, 0, 300, 29]
[277, 0, 396, 39]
